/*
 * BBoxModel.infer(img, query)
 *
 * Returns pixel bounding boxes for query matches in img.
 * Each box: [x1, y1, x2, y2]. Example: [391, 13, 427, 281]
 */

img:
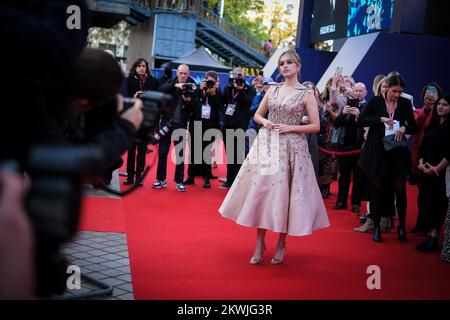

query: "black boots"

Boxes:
[202, 178, 211, 189]
[321, 184, 331, 198]
[415, 236, 439, 252]
[372, 225, 383, 242]
[397, 227, 407, 243]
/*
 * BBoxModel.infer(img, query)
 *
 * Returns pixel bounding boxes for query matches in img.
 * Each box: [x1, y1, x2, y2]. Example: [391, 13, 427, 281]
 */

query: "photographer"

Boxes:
[184, 71, 222, 188]
[123, 58, 159, 186]
[154, 64, 199, 192]
[220, 68, 255, 188]
[0, 0, 89, 165]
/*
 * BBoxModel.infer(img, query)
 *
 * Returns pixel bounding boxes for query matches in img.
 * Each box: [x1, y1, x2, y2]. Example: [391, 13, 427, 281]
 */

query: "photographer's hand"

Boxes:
[182, 95, 192, 102]
[0, 171, 34, 299]
[117, 95, 143, 130]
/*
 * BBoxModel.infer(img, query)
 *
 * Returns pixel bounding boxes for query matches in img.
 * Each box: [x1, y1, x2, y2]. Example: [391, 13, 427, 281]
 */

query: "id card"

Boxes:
[384, 120, 400, 136]
[225, 103, 236, 116]
[201, 104, 211, 119]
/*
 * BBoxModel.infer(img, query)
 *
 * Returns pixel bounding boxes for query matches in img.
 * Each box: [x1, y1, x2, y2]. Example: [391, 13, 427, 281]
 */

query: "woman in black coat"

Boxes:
[123, 58, 159, 186]
[358, 75, 417, 243]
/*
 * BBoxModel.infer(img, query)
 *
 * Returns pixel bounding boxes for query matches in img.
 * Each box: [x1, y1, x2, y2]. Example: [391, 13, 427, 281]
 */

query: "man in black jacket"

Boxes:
[220, 68, 255, 188]
[153, 64, 200, 192]
[184, 70, 222, 188]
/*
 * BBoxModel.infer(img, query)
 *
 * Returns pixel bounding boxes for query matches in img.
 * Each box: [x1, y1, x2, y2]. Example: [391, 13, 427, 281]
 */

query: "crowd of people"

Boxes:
[120, 54, 450, 264]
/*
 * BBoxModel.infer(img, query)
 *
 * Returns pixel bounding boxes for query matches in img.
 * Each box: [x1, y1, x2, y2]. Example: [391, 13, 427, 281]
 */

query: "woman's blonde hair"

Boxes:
[376, 76, 390, 96]
[278, 48, 301, 66]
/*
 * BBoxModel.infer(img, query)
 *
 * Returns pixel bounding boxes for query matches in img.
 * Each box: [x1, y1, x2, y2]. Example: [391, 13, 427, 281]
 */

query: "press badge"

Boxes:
[225, 103, 236, 116]
[201, 104, 211, 119]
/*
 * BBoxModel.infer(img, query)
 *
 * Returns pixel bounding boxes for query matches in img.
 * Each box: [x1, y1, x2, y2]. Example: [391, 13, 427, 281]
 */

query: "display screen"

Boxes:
[311, 0, 395, 43]
[347, 0, 394, 37]
[310, 0, 348, 43]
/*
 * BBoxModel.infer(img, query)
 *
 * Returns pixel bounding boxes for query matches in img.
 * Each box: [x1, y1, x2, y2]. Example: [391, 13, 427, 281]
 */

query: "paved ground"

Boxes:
[58, 170, 134, 300]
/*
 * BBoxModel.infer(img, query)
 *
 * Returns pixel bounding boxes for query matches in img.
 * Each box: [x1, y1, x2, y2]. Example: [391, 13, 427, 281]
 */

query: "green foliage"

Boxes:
[207, 0, 269, 42]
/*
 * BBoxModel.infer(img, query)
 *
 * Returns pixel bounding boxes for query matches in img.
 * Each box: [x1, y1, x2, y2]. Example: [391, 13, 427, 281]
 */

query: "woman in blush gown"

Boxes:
[219, 49, 330, 265]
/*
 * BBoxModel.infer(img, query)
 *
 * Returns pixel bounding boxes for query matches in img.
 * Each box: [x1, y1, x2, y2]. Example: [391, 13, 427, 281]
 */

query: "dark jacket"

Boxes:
[358, 96, 417, 178]
[222, 83, 254, 130]
[126, 73, 159, 97]
[419, 117, 450, 166]
[196, 87, 222, 129]
[333, 102, 365, 151]
[159, 77, 199, 125]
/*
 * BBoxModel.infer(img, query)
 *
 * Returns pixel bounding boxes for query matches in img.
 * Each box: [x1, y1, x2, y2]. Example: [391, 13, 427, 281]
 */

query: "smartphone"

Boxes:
[347, 98, 359, 109]
[426, 85, 437, 95]
[336, 66, 343, 75]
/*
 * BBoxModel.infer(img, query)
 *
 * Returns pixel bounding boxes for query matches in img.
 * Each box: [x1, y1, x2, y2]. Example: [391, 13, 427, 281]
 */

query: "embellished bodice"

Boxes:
[267, 84, 311, 126]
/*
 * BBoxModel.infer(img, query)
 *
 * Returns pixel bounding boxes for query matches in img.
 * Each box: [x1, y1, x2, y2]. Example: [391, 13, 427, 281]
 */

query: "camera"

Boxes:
[205, 80, 215, 89]
[26, 145, 107, 296]
[149, 120, 171, 145]
[180, 83, 197, 96]
[229, 73, 245, 87]
[123, 90, 173, 131]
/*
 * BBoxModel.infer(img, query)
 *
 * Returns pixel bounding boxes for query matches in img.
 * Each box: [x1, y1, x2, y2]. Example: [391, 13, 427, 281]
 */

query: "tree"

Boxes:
[207, 0, 269, 42]
[87, 21, 130, 56]
[266, 1, 297, 48]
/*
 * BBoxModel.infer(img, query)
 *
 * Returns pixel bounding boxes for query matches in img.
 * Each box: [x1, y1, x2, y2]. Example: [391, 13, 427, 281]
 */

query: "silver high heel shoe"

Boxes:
[250, 242, 266, 265]
[271, 242, 286, 265]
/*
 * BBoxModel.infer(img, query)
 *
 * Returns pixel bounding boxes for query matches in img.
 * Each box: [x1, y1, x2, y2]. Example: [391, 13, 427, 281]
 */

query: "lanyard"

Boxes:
[384, 97, 397, 120]
[231, 89, 239, 103]
[202, 89, 208, 105]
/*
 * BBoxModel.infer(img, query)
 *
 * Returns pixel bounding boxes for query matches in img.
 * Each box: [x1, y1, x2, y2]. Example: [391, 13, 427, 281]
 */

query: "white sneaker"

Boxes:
[152, 180, 167, 189]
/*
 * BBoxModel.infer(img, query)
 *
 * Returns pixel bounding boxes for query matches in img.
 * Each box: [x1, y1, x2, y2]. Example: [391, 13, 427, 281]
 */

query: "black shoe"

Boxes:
[416, 236, 439, 252]
[333, 202, 347, 210]
[397, 227, 407, 243]
[219, 182, 231, 189]
[202, 179, 211, 188]
[372, 226, 383, 242]
[184, 177, 195, 185]
[123, 178, 134, 185]
[352, 204, 360, 213]
[321, 185, 331, 198]
[411, 226, 424, 233]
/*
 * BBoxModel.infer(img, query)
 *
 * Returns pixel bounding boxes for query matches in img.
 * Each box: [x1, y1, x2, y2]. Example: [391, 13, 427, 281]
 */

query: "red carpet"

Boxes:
[79, 148, 450, 300]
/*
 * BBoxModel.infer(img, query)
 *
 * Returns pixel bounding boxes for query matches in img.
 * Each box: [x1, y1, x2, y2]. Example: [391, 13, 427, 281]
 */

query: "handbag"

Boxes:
[383, 134, 407, 151]
[330, 127, 345, 149]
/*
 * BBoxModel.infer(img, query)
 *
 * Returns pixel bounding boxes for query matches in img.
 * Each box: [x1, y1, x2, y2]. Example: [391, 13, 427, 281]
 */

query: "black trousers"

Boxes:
[126, 137, 148, 179]
[223, 127, 246, 185]
[419, 173, 448, 231]
[370, 176, 407, 229]
[187, 122, 217, 180]
[336, 154, 360, 206]
[156, 123, 187, 183]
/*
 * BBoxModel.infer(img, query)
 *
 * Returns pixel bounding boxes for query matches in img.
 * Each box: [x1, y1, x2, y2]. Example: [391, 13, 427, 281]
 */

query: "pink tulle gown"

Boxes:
[219, 84, 330, 236]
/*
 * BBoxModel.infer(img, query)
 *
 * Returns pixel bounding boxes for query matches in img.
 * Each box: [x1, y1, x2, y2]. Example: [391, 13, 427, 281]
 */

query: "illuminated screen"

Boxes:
[310, 0, 348, 43]
[347, 0, 394, 37]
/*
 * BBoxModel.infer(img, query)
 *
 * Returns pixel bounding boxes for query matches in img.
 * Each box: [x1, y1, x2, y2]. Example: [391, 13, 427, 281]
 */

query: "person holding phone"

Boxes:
[332, 82, 367, 212]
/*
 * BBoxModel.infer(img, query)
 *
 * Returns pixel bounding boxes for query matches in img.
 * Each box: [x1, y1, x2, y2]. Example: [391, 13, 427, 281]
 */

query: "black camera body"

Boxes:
[26, 146, 107, 296]
[205, 80, 215, 89]
[123, 90, 173, 131]
[180, 83, 197, 97]
[229, 73, 245, 87]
